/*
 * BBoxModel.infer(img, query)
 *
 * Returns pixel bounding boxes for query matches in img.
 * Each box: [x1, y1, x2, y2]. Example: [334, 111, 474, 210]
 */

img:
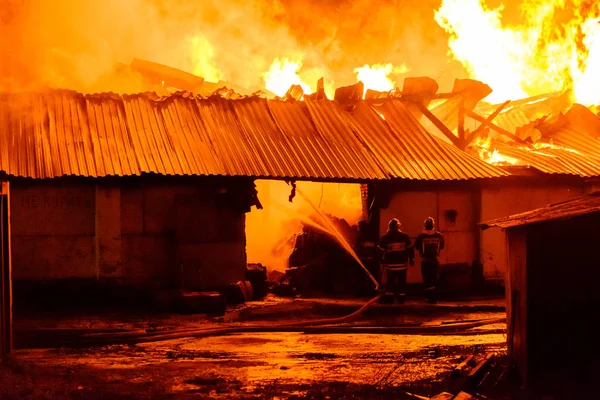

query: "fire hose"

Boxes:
[59, 296, 505, 347]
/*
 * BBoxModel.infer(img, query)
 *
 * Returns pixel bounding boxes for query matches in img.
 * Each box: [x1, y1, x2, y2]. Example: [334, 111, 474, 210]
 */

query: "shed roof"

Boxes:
[491, 141, 600, 177]
[479, 192, 600, 230]
[0, 89, 508, 181]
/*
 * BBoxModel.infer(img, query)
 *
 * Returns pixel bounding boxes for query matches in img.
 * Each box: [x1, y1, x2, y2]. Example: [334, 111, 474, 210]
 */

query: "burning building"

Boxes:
[368, 77, 600, 288]
[0, 83, 508, 307]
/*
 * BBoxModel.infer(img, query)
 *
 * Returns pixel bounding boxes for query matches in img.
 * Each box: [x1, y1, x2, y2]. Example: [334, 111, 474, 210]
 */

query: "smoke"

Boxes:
[245, 180, 362, 271]
[0, 0, 468, 94]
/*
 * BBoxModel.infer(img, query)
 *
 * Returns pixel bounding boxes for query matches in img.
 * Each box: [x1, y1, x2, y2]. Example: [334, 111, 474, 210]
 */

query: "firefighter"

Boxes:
[378, 218, 414, 304]
[414, 217, 445, 303]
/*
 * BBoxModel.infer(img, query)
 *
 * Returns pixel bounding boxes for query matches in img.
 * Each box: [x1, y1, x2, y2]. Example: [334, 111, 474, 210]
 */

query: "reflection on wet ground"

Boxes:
[5, 329, 505, 399]
[3, 297, 508, 399]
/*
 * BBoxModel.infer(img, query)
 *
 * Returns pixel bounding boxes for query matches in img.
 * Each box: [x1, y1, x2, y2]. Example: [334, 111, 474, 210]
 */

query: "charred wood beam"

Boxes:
[482, 91, 562, 112]
[364, 92, 459, 106]
[415, 103, 463, 148]
[334, 82, 363, 105]
[452, 355, 475, 378]
[316, 78, 325, 100]
[402, 92, 458, 101]
[464, 101, 511, 147]
[130, 58, 204, 92]
[458, 98, 466, 141]
[464, 109, 533, 148]
[286, 180, 297, 203]
[467, 353, 495, 386]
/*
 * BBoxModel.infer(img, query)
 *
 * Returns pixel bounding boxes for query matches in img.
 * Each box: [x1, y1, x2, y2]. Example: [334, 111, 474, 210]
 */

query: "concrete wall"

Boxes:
[11, 184, 96, 279]
[480, 183, 583, 281]
[380, 189, 477, 283]
[10, 180, 247, 289]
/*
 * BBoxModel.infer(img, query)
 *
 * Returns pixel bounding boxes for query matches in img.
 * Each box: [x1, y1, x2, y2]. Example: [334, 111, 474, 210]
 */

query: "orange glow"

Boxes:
[245, 180, 362, 271]
[262, 58, 312, 98]
[435, 0, 600, 105]
[353, 63, 407, 98]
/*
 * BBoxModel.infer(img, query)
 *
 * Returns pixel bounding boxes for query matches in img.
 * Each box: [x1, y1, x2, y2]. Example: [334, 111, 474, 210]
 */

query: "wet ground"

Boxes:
[1, 296, 508, 399]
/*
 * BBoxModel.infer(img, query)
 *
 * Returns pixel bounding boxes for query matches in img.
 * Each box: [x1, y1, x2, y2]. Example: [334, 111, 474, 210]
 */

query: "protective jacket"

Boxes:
[378, 230, 414, 270]
[414, 230, 445, 261]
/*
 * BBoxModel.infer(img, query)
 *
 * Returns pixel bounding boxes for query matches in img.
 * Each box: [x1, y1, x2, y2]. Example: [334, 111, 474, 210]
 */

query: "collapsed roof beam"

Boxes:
[464, 108, 533, 148]
[464, 100, 511, 147]
[415, 103, 464, 148]
[458, 98, 465, 142]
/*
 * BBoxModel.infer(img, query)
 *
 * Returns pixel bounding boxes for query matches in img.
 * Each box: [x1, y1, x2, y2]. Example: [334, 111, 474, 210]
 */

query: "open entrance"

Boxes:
[245, 180, 373, 297]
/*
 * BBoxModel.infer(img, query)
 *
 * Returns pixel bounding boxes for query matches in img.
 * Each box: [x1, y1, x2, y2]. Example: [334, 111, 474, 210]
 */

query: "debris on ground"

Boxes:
[430, 393, 454, 400]
[246, 263, 268, 299]
[175, 291, 227, 316]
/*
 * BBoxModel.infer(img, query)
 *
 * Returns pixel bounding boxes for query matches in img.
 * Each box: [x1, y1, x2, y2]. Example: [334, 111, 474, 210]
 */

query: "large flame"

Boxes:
[572, 17, 600, 106]
[188, 35, 223, 83]
[435, 0, 600, 105]
[262, 58, 312, 97]
[353, 63, 408, 97]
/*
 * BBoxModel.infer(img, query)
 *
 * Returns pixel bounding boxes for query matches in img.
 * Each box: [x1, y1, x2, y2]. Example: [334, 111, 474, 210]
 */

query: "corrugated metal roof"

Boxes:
[479, 122, 600, 177]
[367, 100, 508, 180]
[490, 141, 600, 177]
[479, 192, 600, 230]
[0, 89, 507, 181]
[546, 127, 600, 160]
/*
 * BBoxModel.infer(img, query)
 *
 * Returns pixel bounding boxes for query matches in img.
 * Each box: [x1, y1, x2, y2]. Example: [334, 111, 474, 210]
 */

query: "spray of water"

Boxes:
[293, 188, 380, 289]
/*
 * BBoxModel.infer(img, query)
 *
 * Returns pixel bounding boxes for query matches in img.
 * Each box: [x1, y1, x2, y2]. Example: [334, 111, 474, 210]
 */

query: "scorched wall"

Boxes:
[10, 179, 247, 291]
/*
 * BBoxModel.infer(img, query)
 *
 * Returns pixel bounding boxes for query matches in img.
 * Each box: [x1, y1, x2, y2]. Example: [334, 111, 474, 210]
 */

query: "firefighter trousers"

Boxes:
[421, 260, 439, 302]
[385, 268, 407, 302]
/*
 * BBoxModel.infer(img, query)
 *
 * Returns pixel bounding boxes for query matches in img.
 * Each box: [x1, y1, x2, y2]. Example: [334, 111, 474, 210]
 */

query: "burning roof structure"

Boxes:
[461, 97, 600, 177]
[402, 80, 600, 178]
[0, 85, 508, 181]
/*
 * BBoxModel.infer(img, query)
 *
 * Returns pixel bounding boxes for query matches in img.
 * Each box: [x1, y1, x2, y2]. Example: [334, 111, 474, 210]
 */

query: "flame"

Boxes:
[188, 35, 223, 83]
[572, 17, 600, 106]
[262, 58, 312, 98]
[435, 0, 600, 105]
[470, 137, 519, 165]
[353, 63, 408, 98]
[530, 141, 581, 154]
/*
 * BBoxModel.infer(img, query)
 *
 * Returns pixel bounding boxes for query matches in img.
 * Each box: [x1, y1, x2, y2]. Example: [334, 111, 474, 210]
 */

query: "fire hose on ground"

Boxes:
[53, 295, 506, 347]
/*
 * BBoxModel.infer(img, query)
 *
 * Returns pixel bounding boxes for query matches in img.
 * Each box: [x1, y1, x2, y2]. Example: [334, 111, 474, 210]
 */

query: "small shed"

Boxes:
[480, 192, 600, 386]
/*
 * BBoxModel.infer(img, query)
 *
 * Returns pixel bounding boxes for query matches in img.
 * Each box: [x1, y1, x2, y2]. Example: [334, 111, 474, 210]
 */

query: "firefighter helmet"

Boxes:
[388, 218, 401, 231]
[424, 217, 435, 231]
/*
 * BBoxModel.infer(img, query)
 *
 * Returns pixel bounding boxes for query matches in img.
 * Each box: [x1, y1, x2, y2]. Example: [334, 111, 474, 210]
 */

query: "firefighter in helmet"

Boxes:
[414, 217, 445, 303]
[377, 218, 414, 303]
